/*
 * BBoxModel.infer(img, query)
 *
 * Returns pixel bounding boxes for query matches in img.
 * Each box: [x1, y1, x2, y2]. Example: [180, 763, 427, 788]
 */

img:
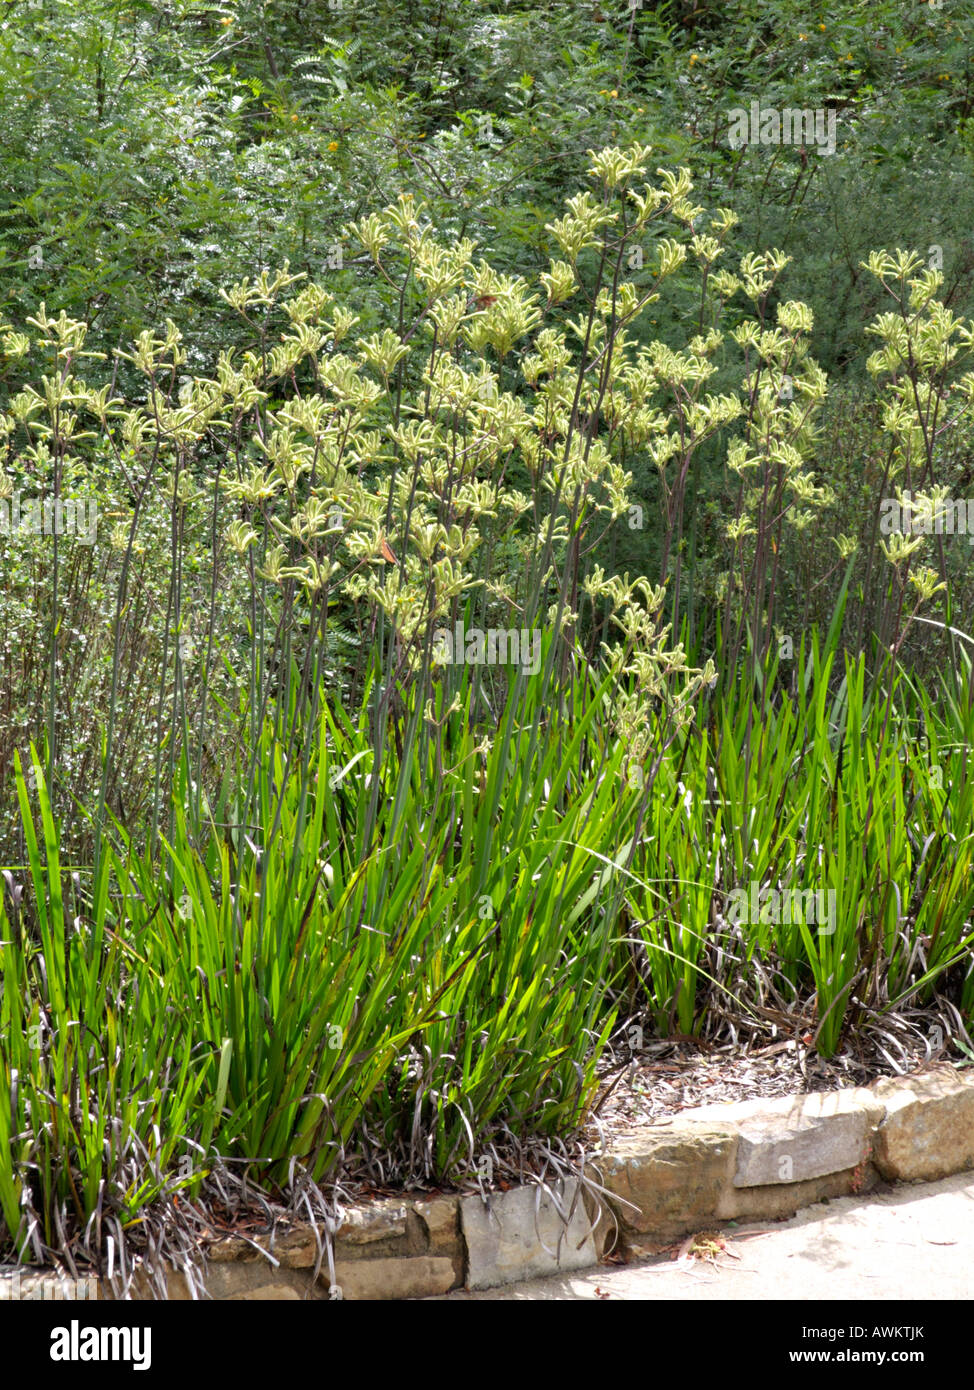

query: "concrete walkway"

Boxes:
[437, 1170, 974, 1299]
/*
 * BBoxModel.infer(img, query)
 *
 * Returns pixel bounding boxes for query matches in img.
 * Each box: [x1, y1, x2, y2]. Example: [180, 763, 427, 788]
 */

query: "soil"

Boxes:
[584, 1037, 968, 1142]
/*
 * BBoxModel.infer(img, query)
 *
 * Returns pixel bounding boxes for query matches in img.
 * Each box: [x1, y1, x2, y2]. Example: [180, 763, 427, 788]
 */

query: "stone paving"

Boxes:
[435, 1169, 974, 1299]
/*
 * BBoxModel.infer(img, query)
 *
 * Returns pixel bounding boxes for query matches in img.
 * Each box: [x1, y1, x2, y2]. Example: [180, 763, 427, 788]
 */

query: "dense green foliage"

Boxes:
[4, 1, 974, 665]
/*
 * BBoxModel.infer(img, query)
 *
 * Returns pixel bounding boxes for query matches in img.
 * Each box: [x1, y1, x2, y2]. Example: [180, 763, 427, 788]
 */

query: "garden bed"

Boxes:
[587, 1037, 970, 1132]
[5, 1063, 972, 1301]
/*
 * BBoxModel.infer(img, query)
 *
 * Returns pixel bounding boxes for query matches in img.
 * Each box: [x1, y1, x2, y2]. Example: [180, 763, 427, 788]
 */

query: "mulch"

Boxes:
[584, 1037, 960, 1140]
